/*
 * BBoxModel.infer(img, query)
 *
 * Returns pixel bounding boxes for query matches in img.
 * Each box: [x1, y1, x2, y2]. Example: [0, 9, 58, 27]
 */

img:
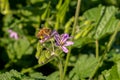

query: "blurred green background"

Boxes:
[0, 0, 120, 80]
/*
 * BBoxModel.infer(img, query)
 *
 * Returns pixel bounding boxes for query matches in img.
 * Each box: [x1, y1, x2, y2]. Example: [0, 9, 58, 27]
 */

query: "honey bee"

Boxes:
[37, 28, 52, 40]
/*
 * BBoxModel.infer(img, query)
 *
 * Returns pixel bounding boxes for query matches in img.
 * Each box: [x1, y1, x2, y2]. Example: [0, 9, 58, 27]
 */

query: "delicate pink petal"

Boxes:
[54, 34, 61, 46]
[39, 37, 48, 43]
[39, 40, 44, 43]
[8, 30, 12, 33]
[14, 34, 18, 40]
[8, 29, 19, 40]
[64, 41, 74, 46]
[61, 46, 68, 53]
[61, 34, 69, 43]
[55, 41, 60, 46]
[51, 30, 58, 36]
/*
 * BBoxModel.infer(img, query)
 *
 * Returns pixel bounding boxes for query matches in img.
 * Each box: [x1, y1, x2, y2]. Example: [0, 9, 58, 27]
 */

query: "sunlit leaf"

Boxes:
[102, 64, 120, 80]
[13, 38, 33, 59]
[69, 54, 98, 79]
[73, 37, 94, 48]
[46, 71, 59, 80]
[0, 70, 46, 80]
[83, 5, 119, 39]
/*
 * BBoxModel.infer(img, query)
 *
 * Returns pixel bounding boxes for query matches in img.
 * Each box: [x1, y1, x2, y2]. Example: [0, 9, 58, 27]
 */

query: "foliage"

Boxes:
[69, 54, 98, 80]
[0, 0, 120, 80]
[0, 69, 46, 80]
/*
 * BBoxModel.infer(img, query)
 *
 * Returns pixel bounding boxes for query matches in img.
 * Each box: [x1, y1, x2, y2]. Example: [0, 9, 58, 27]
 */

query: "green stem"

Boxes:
[63, 0, 81, 79]
[21, 64, 41, 74]
[107, 22, 120, 52]
[71, 0, 81, 37]
[51, 39, 55, 52]
[89, 49, 108, 80]
[63, 47, 71, 80]
[58, 57, 63, 80]
[95, 40, 99, 59]
[59, 60, 63, 80]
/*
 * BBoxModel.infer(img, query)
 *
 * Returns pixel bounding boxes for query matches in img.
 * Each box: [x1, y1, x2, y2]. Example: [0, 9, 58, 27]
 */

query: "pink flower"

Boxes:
[8, 29, 19, 40]
[54, 33, 74, 53]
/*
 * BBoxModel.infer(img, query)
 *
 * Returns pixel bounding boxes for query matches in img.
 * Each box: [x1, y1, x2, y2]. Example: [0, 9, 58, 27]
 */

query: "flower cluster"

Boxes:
[37, 28, 74, 53]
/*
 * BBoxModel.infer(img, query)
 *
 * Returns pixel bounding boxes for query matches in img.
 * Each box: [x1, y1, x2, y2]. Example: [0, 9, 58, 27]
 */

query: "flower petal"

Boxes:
[61, 46, 68, 53]
[64, 41, 74, 46]
[14, 34, 18, 40]
[55, 41, 60, 46]
[39, 37, 48, 43]
[61, 34, 69, 43]
[39, 40, 44, 43]
[51, 30, 58, 36]
[9, 29, 19, 40]
[54, 34, 61, 46]
[8, 29, 12, 33]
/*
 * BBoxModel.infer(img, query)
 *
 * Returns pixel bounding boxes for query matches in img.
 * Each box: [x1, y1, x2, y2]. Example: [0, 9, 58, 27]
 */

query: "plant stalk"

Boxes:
[95, 40, 99, 59]
[63, 0, 81, 80]
[59, 57, 63, 80]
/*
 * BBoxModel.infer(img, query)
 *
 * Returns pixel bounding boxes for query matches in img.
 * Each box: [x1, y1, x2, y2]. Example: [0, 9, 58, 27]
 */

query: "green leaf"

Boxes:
[73, 37, 94, 48]
[29, 72, 46, 79]
[101, 53, 120, 80]
[46, 71, 59, 80]
[13, 38, 33, 59]
[112, 54, 120, 77]
[69, 54, 98, 79]
[102, 64, 120, 80]
[83, 5, 105, 25]
[74, 5, 119, 48]
[0, 70, 22, 80]
[6, 38, 33, 60]
[112, 53, 120, 63]
[83, 5, 119, 39]
[7, 43, 15, 60]
[0, 70, 46, 80]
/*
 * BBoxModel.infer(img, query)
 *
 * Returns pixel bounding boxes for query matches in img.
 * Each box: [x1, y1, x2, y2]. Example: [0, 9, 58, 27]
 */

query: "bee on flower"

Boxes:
[36, 28, 74, 64]
[37, 28, 57, 43]
[36, 28, 74, 53]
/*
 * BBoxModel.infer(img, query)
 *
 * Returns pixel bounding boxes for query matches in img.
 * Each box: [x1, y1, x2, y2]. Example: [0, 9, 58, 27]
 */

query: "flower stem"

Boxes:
[71, 0, 81, 37]
[58, 57, 63, 80]
[95, 40, 99, 59]
[63, 0, 81, 79]
[59, 61, 63, 80]
[50, 39, 55, 52]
